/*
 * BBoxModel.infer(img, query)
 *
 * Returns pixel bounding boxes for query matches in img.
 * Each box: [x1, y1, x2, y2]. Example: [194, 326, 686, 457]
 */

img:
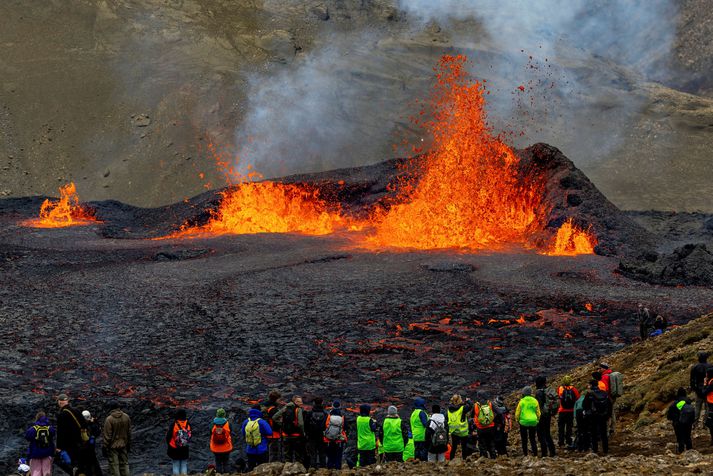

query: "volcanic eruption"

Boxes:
[23, 182, 97, 228]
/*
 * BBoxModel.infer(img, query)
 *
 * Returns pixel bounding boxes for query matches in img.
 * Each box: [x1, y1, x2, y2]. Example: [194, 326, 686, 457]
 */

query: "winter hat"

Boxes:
[676, 387, 687, 399]
[332, 400, 341, 409]
[216, 408, 226, 418]
[387, 405, 398, 415]
[57, 394, 69, 402]
[82, 410, 91, 420]
[359, 404, 371, 415]
[562, 375, 572, 386]
[414, 397, 426, 408]
[522, 386, 532, 396]
[599, 362, 610, 370]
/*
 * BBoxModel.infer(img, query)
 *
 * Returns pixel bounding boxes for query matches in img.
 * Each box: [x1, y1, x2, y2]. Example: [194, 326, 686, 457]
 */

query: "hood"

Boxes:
[429, 413, 445, 427]
[213, 417, 228, 426]
[110, 409, 123, 418]
[414, 397, 426, 409]
[248, 408, 263, 419]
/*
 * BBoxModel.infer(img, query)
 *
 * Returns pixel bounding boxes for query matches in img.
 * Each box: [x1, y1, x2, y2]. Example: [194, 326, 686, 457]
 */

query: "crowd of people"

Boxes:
[16, 357, 713, 476]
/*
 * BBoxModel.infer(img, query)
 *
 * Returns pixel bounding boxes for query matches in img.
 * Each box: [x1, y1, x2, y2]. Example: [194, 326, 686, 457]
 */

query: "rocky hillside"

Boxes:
[1, 0, 713, 211]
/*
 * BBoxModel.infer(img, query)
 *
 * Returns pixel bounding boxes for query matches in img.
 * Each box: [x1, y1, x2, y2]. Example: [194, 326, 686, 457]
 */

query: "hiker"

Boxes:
[425, 404, 449, 462]
[637, 304, 653, 340]
[584, 380, 611, 454]
[274, 395, 307, 466]
[703, 368, 713, 444]
[102, 402, 131, 476]
[651, 315, 668, 336]
[447, 394, 473, 459]
[79, 410, 103, 476]
[260, 390, 283, 462]
[515, 386, 540, 456]
[25, 411, 55, 476]
[598, 363, 623, 434]
[473, 394, 497, 459]
[534, 376, 557, 457]
[241, 406, 273, 471]
[690, 351, 711, 425]
[410, 397, 429, 461]
[574, 391, 590, 452]
[381, 406, 410, 462]
[305, 397, 327, 469]
[492, 396, 511, 456]
[55, 394, 87, 476]
[557, 375, 580, 449]
[356, 404, 378, 467]
[166, 409, 191, 475]
[209, 408, 232, 473]
[324, 401, 347, 469]
[667, 387, 695, 453]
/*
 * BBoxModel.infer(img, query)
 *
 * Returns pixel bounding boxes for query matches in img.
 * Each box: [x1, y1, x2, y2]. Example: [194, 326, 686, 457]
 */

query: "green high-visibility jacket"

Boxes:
[382, 417, 405, 453]
[516, 395, 541, 427]
[356, 416, 376, 451]
[410, 409, 427, 442]
[448, 406, 468, 437]
[402, 438, 415, 461]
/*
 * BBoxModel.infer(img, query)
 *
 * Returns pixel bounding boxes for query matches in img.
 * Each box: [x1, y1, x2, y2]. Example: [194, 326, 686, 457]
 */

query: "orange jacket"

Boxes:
[210, 421, 233, 453]
[169, 420, 191, 449]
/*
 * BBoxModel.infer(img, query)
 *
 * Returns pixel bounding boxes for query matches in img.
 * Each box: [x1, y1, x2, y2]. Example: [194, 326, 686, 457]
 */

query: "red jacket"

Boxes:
[600, 369, 613, 394]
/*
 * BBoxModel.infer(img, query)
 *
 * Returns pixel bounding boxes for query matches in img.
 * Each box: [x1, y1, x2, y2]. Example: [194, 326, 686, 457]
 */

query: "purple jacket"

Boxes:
[25, 416, 56, 459]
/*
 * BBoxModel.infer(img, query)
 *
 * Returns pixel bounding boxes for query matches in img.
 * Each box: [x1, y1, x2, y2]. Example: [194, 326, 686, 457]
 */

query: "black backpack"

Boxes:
[281, 406, 300, 435]
[34, 425, 51, 448]
[430, 420, 448, 448]
[593, 391, 610, 417]
[560, 387, 576, 410]
[679, 402, 696, 426]
[308, 410, 326, 437]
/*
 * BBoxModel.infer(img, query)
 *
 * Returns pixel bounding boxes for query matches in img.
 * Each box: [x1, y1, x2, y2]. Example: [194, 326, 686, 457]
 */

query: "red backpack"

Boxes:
[212, 423, 228, 445]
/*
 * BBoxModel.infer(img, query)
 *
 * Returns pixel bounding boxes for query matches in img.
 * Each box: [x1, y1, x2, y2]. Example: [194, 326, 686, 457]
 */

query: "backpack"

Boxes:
[476, 403, 494, 426]
[309, 410, 326, 436]
[324, 415, 344, 441]
[679, 402, 696, 426]
[609, 372, 624, 397]
[539, 388, 559, 416]
[245, 419, 262, 447]
[430, 420, 448, 447]
[281, 406, 300, 435]
[174, 421, 191, 448]
[212, 423, 228, 445]
[593, 391, 610, 417]
[560, 387, 576, 410]
[33, 425, 51, 448]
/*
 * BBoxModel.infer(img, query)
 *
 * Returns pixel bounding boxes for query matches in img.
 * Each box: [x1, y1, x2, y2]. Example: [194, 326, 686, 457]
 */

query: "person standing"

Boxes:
[446, 394, 472, 460]
[323, 401, 347, 469]
[574, 391, 590, 452]
[703, 368, 713, 444]
[25, 411, 55, 476]
[55, 394, 87, 476]
[557, 375, 580, 449]
[381, 406, 409, 462]
[410, 398, 429, 461]
[355, 404, 378, 467]
[81, 410, 103, 476]
[492, 396, 511, 457]
[473, 396, 497, 459]
[209, 408, 232, 473]
[241, 407, 273, 471]
[260, 391, 283, 463]
[102, 402, 131, 476]
[305, 397, 327, 469]
[166, 409, 191, 475]
[274, 395, 307, 466]
[667, 388, 695, 453]
[425, 405, 449, 462]
[690, 352, 711, 425]
[584, 380, 611, 454]
[637, 304, 652, 340]
[534, 376, 556, 457]
[515, 386, 540, 457]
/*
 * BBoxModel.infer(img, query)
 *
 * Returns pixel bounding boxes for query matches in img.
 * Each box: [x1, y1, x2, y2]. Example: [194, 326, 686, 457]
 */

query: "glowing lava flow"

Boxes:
[362, 55, 545, 250]
[24, 182, 97, 228]
[546, 218, 597, 256]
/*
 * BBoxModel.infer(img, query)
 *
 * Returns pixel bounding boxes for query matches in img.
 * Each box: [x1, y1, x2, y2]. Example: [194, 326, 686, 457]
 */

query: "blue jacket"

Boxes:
[25, 417, 56, 459]
[241, 409, 273, 455]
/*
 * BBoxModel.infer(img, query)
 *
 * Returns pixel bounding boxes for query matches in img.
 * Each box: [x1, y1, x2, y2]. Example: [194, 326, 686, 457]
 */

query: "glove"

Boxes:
[59, 450, 72, 465]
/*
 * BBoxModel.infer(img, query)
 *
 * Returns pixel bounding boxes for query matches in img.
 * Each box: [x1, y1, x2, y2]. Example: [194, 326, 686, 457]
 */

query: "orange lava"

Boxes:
[362, 55, 544, 250]
[24, 182, 97, 228]
[202, 181, 347, 236]
[546, 218, 597, 256]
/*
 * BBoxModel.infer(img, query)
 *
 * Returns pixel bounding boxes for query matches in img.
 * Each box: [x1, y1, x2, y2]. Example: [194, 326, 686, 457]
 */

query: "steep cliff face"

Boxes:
[1, 0, 712, 211]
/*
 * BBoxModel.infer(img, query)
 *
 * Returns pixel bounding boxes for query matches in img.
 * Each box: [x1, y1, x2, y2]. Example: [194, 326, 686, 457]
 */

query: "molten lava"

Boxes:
[25, 182, 97, 228]
[363, 55, 544, 250]
[546, 218, 597, 256]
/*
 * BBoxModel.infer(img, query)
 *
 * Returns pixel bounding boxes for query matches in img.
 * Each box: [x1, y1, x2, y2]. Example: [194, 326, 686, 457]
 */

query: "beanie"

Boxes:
[332, 400, 341, 409]
[216, 408, 226, 418]
[562, 375, 572, 386]
[387, 405, 398, 415]
[522, 386, 532, 396]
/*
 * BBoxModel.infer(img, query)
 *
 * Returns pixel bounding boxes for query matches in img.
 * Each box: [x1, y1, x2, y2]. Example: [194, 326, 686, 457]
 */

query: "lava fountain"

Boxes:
[24, 182, 97, 228]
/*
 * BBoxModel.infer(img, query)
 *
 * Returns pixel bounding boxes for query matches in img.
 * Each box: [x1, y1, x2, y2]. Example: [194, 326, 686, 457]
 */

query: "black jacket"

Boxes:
[583, 389, 611, 419]
[57, 406, 86, 454]
[690, 363, 710, 396]
[305, 405, 327, 441]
